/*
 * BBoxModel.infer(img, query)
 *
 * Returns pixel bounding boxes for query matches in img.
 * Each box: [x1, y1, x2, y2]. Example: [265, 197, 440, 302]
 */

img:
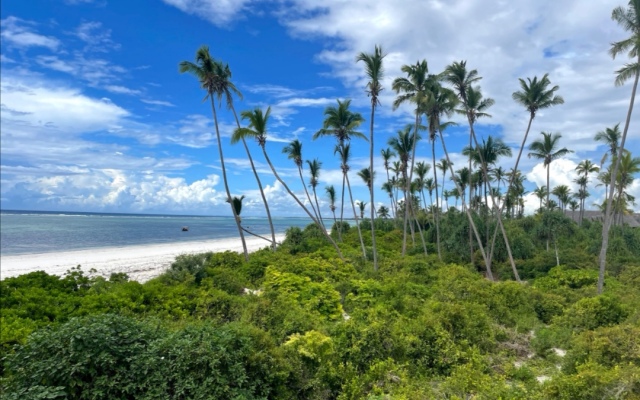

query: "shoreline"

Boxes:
[0, 235, 284, 283]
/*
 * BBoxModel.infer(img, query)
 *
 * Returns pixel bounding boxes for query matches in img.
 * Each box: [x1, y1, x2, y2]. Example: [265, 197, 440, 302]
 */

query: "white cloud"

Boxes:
[162, 0, 253, 27]
[0, 16, 60, 50]
[104, 85, 141, 95]
[35, 54, 127, 85]
[141, 99, 176, 107]
[73, 21, 120, 52]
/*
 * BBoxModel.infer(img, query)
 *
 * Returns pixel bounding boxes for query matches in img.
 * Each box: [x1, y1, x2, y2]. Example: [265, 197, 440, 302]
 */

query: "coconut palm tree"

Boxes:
[455, 168, 470, 210]
[613, 151, 640, 225]
[388, 125, 418, 246]
[232, 107, 343, 260]
[569, 200, 580, 220]
[377, 205, 390, 219]
[325, 185, 340, 240]
[414, 161, 431, 209]
[552, 185, 572, 213]
[528, 132, 573, 207]
[595, 124, 622, 166]
[313, 99, 366, 255]
[509, 74, 564, 207]
[205, 55, 278, 253]
[392, 60, 430, 256]
[381, 148, 396, 182]
[381, 181, 396, 219]
[283, 139, 319, 222]
[307, 158, 324, 229]
[436, 158, 453, 210]
[600, 0, 640, 294]
[358, 201, 367, 219]
[179, 46, 249, 260]
[335, 143, 367, 258]
[357, 45, 386, 271]
[533, 186, 548, 213]
[575, 160, 599, 224]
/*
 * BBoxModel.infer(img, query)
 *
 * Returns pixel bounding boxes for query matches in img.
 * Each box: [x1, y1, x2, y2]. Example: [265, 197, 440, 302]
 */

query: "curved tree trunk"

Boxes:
[230, 108, 277, 252]
[260, 146, 344, 260]
[402, 113, 421, 256]
[209, 96, 248, 260]
[598, 62, 638, 294]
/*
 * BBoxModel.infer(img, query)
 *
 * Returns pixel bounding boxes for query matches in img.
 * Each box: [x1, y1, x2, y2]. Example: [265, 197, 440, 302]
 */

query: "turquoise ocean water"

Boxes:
[0, 210, 313, 256]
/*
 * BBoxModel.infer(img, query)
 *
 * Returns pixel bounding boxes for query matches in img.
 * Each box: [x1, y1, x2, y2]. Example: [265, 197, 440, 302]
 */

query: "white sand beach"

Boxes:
[0, 235, 284, 283]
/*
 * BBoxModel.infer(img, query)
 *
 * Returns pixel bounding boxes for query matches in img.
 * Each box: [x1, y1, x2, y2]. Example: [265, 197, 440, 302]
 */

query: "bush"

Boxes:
[558, 296, 628, 331]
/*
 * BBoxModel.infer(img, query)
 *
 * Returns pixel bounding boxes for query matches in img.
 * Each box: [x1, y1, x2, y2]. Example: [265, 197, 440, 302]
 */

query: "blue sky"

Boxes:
[1, 0, 638, 216]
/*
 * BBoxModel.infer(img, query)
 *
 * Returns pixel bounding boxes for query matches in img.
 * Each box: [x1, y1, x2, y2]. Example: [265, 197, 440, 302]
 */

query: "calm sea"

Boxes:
[0, 210, 314, 256]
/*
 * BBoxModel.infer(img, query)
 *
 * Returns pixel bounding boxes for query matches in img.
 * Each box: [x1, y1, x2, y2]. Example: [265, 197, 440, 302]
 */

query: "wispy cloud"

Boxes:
[161, 0, 253, 28]
[73, 21, 120, 52]
[104, 85, 141, 95]
[0, 16, 60, 50]
[141, 99, 175, 107]
[36, 54, 127, 85]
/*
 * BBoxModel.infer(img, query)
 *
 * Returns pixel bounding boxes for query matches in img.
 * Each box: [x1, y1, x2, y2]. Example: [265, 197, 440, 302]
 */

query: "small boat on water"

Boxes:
[181, 226, 189, 232]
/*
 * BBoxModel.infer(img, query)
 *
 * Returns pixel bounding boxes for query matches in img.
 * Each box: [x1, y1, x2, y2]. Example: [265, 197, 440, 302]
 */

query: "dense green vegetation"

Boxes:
[2, 216, 639, 399]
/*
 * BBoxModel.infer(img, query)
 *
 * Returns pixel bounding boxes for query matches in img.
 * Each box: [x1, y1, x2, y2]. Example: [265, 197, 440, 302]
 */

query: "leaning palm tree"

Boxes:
[599, 0, 640, 294]
[314, 99, 367, 257]
[179, 46, 248, 259]
[306, 158, 325, 229]
[283, 139, 319, 222]
[357, 44, 386, 271]
[528, 132, 573, 207]
[208, 55, 278, 253]
[392, 60, 430, 256]
[232, 107, 344, 260]
[335, 143, 367, 258]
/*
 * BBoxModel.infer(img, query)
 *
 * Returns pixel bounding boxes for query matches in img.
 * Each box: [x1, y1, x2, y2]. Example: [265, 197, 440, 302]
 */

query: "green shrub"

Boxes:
[558, 296, 628, 331]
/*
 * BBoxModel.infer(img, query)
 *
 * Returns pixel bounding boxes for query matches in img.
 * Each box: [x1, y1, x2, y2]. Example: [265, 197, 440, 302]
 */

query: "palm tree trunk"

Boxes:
[411, 201, 429, 256]
[599, 64, 638, 293]
[209, 96, 248, 260]
[468, 125, 474, 263]
[230, 108, 277, 252]
[431, 139, 442, 261]
[312, 187, 325, 230]
[298, 167, 319, 222]
[346, 172, 367, 259]
[402, 113, 421, 257]
[260, 146, 344, 260]
[340, 175, 346, 240]
[369, 106, 379, 270]
[439, 129, 494, 280]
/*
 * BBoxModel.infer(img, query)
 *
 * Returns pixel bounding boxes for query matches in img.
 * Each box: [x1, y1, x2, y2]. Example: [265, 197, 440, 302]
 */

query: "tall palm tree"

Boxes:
[388, 125, 418, 246]
[528, 132, 573, 207]
[207, 55, 278, 253]
[357, 45, 386, 271]
[358, 201, 367, 219]
[392, 60, 430, 256]
[377, 205, 390, 219]
[552, 185, 572, 212]
[595, 124, 622, 165]
[381, 181, 396, 219]
[509, 74, 564, 206]
[283, 139, 319, 222]
[314, 99, 367, 254]
[436, 158, 453, 210]
[414, 161, 431, 209]
[381, 148, 396, 182]
[231, 107, 343, 260]
[179, 46, 249, 260]
[455, 168, 470, 210]
[307, 158, 325, 229]
[613, 151, 640, 225]
[600, 0, 640, 294]
[325, 185, 340, 240]
[444, 62, 493, 263]
[335, 143, 367, 258]
[575, 160, 599, 223]
[533, 186, 548, 212]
